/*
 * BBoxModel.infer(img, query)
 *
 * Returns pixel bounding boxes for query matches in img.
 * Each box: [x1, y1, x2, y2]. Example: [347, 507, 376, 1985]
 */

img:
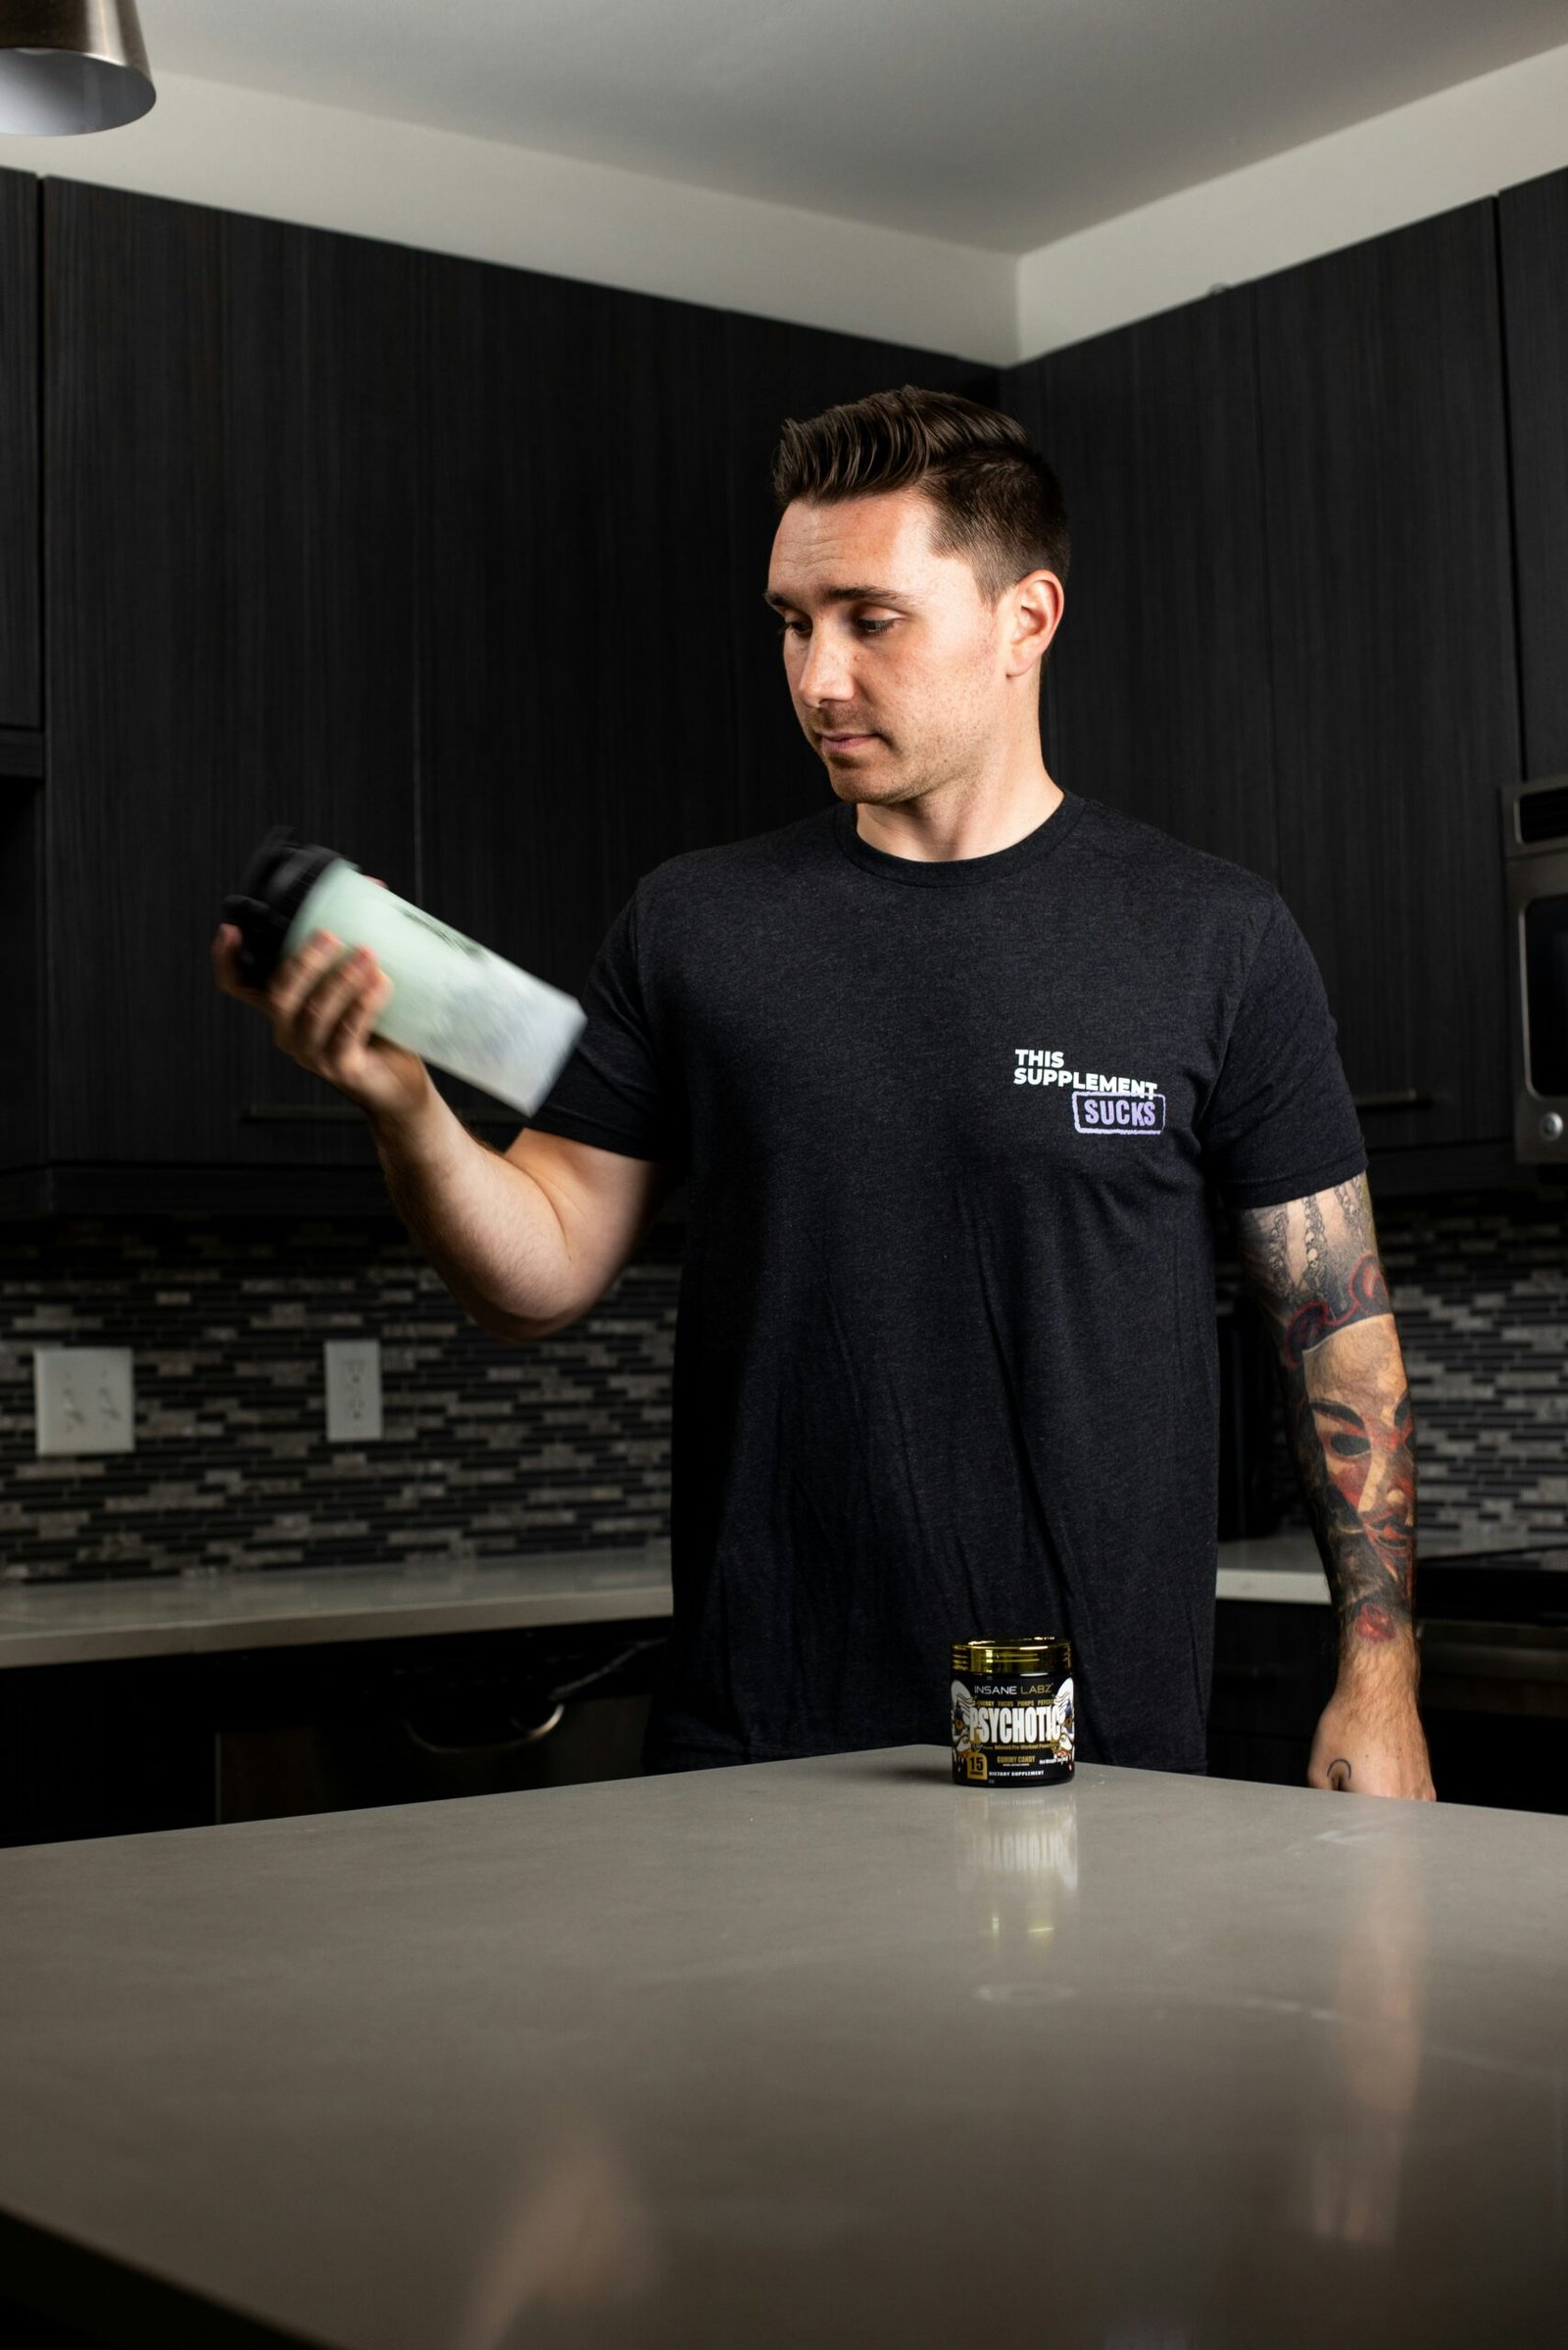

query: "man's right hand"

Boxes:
[210, 922, 433, 1129]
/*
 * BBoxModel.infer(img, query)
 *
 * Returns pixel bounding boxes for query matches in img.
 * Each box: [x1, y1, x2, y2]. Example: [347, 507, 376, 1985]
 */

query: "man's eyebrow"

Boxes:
[762, 584, 911, 611]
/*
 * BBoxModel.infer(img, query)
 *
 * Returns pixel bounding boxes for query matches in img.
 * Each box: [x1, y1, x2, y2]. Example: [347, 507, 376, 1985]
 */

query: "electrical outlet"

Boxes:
[324, 1338, 382, 1444]
[34, 1347, 135, 1455]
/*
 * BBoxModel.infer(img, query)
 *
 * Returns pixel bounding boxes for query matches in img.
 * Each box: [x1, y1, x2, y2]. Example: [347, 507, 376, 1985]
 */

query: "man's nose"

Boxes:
[797, 626, 856, 709]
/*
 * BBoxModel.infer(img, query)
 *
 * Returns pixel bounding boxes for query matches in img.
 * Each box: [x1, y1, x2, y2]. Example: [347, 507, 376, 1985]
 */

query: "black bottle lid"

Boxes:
[219, 828, 342, 989]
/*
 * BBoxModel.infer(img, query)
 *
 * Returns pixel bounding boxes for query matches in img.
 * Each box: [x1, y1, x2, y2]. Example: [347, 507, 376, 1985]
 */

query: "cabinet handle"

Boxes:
[401, 1700, 566, 1755]
[1351, 1089, 1433, 1112]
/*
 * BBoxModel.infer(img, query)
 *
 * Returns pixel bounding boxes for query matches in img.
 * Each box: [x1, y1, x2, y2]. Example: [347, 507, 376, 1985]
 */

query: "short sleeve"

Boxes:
[524, 888, 687, 1169]
[1200, 893, 1367, 1210]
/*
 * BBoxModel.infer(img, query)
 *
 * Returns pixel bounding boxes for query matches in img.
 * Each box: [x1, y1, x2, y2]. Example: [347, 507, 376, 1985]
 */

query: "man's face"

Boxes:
[765, 489, 1035, 808]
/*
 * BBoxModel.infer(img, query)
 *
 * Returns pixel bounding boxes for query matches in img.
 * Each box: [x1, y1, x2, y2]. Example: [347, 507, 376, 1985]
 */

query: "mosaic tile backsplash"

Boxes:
[1, 1193, 1564, 1583]
[0, 1214, 680, 1582]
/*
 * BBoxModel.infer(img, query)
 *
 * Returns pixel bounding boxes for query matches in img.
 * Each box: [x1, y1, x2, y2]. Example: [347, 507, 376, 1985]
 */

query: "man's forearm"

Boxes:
[1237, 1179, 1418, 1660]
[369, 1086, 577, 1342]
[1278, 1301, 1417, 1659]
[1236, 1176, 1432, 1796]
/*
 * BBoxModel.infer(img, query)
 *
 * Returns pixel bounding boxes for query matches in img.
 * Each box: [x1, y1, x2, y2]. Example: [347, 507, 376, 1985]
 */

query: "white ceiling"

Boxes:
[141, 0, 1568, 253]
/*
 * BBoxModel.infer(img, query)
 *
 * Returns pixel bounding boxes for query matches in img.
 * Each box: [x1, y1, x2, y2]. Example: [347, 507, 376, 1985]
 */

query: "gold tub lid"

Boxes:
[952, 1636, 1071, 1674]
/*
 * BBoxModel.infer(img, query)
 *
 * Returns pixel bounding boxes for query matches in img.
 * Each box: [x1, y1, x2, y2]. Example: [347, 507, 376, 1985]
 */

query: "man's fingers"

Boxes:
[341, 970, 392, 1056]
[269, 930, 344, 1024]
[299, 947, 377, 1054]
[211, 925, 267, 1009]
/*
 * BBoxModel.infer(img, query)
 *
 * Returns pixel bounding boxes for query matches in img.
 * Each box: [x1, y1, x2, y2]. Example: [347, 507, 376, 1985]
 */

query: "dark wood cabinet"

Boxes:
[414, 256, 735, 1010]
[1004, 289, 1278, 883]
[1251, 202, 1520, 1157]
[1207, 1598, 1337, 1787]
[1498, 166, 1568, 782]
[416, 285, 997, 1133]
[0, 168, 39, 733]
[4, 169, 1549, 1201]
[722, 316, 997, 839]
[0, 1622, 665, 1846]
[41, 182, 418, 1170]
[11, 180, 1003, 1196]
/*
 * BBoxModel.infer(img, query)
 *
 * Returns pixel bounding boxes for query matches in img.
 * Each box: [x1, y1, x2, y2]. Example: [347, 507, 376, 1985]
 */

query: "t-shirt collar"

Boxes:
[830, 789, 1083, 888]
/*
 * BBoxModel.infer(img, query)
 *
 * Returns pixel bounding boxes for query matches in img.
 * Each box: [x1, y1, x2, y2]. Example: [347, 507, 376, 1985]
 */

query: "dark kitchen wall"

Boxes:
[2, 1193, 1564, 1582]
[0, 1215, 678, 1581]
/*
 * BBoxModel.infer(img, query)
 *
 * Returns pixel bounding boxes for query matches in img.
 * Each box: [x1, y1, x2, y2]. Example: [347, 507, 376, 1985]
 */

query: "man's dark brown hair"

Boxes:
[770, 384, 1070, 608]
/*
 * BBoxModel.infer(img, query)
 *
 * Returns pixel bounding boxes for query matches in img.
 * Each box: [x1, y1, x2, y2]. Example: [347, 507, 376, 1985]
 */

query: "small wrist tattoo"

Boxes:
[1327, 1756, 1353, 1792]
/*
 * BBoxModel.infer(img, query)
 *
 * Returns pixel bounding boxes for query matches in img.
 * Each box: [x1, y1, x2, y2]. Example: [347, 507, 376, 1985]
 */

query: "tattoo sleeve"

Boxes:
[1234, 1175, 1416, 1657]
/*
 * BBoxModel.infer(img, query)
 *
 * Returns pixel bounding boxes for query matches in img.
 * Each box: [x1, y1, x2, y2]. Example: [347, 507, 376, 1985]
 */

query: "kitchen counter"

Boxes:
[0, 1534, 1336, 1672]
[1214, 1527, 1327, 1601]
[5, 1529, 1551, 1676]
[0, 1749, 1562, 2349]
[0, 1544, 675, 1669]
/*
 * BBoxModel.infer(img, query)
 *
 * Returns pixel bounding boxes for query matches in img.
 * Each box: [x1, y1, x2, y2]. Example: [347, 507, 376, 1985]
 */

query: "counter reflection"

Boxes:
[452, 2117, 659, 2350]
[953, 1785, 1079, 1983]
[1285, 1833, 1426, 2252]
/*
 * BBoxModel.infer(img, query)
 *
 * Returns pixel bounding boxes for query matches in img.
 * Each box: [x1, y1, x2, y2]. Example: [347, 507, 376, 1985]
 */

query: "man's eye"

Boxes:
[1328, 1433, 1371, 1459]
[774, 617, 895, 638]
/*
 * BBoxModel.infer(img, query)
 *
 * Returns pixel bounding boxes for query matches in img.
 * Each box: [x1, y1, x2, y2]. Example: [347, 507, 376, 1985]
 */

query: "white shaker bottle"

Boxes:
[220, 829, 586, 1116]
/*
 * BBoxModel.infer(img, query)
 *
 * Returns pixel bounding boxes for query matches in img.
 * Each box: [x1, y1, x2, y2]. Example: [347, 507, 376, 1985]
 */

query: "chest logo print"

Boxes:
[1013, 1049, 1167, 1136]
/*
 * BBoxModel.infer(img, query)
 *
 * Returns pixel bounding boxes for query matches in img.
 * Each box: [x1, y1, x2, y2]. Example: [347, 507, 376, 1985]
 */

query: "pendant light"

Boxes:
[0, 2, 155, 135]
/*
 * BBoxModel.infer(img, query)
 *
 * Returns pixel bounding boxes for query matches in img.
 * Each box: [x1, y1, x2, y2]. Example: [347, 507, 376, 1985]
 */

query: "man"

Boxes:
[215, 386, 1433, 1799]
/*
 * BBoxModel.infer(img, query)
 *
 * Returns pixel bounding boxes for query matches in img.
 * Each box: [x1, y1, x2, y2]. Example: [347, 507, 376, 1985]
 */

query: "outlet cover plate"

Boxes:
[324, 1338, 382, 1444]
[34, 1347, 135, 1455]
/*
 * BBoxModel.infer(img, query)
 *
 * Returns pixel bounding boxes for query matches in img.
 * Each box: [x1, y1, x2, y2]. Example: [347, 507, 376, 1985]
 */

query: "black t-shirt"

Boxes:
[528, 792, 1366, 1773]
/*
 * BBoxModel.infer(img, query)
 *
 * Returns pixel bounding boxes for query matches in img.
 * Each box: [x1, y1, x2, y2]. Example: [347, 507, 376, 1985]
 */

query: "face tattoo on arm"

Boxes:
[1235, 1176, 1416, 1654]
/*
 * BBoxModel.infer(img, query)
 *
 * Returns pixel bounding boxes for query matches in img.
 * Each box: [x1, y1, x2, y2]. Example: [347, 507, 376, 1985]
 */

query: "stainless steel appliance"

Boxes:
[1416, 1550, 1568, 1815]
[1501, 776, 1568, 1164]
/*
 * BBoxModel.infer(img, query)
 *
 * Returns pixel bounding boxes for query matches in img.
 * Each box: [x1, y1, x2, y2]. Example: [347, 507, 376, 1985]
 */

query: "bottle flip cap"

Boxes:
[220, 828, 345, 990]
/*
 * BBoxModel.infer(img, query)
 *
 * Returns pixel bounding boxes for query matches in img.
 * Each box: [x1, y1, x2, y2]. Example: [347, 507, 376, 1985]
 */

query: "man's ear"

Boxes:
[1006, 568, 1064, 678]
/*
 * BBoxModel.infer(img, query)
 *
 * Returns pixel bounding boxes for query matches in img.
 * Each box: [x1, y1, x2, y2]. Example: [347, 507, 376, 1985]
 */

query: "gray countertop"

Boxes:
[0, 1544, 676, 1668]
[0, 1535, 1334, 1670]
[0, 1750, 1562, 2348]
[8, 1526, 1555, 1673]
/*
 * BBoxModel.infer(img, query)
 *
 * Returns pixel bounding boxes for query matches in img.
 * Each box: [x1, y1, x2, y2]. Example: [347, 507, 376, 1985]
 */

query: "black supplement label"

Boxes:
[952, 1663, 1074, 1787]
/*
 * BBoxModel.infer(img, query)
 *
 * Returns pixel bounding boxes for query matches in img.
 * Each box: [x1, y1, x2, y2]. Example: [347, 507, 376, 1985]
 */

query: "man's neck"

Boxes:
[852, 767, 1064, 864]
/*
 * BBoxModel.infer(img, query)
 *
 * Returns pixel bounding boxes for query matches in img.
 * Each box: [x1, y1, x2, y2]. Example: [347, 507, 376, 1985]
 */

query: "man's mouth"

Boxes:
[820, 732, 878, 752]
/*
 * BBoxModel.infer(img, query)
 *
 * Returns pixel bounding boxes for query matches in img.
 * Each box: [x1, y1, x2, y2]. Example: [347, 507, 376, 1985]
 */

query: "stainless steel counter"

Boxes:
[0, 1750, 1562, 2348]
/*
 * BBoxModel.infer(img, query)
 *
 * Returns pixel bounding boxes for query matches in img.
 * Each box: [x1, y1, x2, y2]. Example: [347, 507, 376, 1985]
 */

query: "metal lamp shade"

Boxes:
[0, 1, 155, 134]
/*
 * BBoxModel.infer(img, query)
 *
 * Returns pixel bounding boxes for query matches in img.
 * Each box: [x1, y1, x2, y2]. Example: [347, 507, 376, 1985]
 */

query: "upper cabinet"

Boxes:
[1006, 204, 1520, 1166]
[413, 275, 992, 1127]
[3, 168, 1552, 1198]
[414, 255, 735, 1004]
[0, 168, 39, 731]
[42, 182, 418, 1169]
[1251, 202, 1520, 1157]
[721, 316, 997, 840]
[1498, 166, 1568, 782]
[1004, 290, 1277, 882]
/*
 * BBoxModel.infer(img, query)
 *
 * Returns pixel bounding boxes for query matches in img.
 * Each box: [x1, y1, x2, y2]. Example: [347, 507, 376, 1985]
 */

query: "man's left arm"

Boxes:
[1234, 1174, 1435, 1799]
